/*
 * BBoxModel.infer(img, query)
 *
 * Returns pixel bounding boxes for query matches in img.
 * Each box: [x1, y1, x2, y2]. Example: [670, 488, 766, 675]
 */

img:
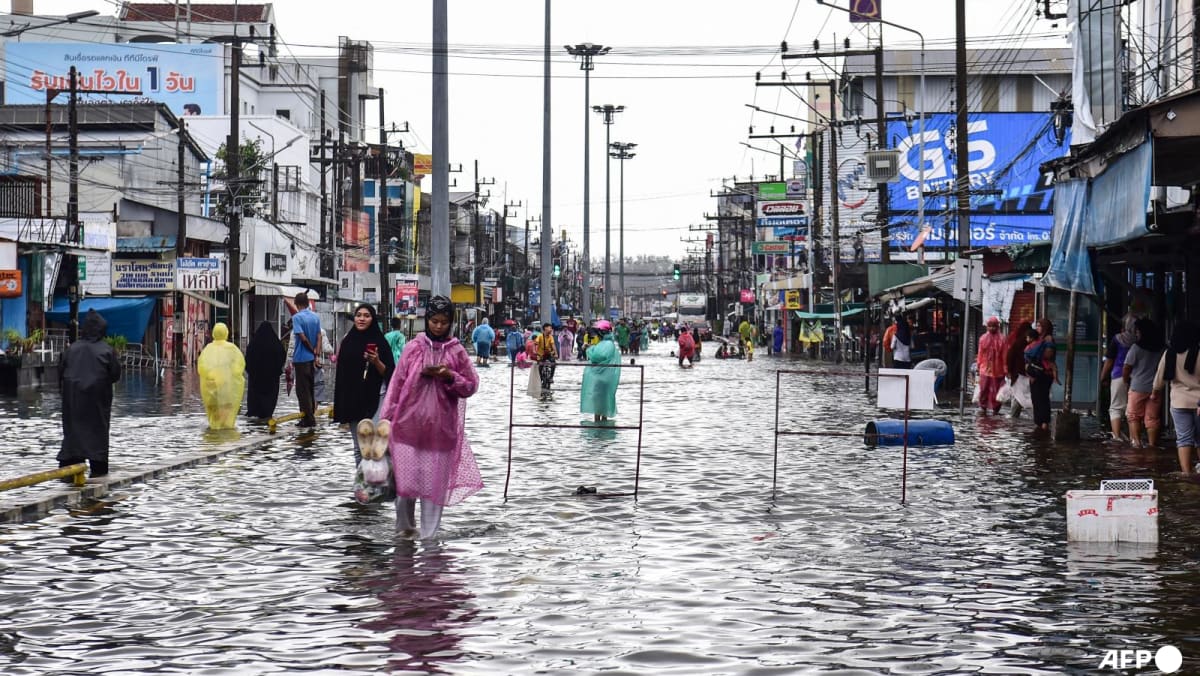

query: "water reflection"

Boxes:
[360, 543, 481, 674]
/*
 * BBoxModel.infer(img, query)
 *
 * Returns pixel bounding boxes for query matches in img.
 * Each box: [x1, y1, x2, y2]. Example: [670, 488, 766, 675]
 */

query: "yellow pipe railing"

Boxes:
[267, 406, 334, 433]
[0, 463, 87, 491]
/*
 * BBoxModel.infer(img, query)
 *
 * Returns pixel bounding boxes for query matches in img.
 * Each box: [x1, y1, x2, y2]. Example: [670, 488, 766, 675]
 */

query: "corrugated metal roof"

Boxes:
[116, 235, 175, 253]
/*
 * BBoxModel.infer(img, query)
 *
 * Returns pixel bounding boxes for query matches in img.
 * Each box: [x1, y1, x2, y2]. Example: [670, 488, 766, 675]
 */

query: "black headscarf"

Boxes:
[80, 309, 107, 342]
[1164, 321, 1200, 382]
[333, 304, 395, 424]
[425, 295, 454, 343]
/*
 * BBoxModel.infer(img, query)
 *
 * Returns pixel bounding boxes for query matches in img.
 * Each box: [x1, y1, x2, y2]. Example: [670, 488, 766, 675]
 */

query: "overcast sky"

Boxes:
[43, 0, 1067, 259]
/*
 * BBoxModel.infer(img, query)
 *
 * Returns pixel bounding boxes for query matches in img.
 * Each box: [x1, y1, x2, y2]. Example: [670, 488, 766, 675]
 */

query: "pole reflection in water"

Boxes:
[360, 543, 481, 674]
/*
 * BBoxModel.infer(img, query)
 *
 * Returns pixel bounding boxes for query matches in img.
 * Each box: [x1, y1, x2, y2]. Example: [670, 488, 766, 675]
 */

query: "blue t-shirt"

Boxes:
[292, 309, 321, 364]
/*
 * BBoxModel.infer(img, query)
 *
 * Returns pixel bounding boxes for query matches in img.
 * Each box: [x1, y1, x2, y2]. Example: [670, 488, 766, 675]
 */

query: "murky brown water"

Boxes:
[3, 345, 1200, 673]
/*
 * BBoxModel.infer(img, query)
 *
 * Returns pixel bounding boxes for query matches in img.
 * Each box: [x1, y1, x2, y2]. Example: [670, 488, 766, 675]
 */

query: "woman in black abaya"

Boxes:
[334, 304, 395, 438]
[245, 321, 287, 419]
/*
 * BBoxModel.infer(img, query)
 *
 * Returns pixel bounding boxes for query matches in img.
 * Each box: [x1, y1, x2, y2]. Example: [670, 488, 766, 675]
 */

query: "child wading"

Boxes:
[379, 296, 483, 539]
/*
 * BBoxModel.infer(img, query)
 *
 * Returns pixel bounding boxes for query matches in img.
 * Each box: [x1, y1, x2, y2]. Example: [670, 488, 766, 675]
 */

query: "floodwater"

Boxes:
[3, 341, 1200, 674]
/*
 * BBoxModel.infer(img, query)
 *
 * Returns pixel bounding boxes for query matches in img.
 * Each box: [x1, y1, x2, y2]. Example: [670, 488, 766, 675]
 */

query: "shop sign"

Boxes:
[752, 241, 790, 255]
[0, 270, 21, 297]
[112, 259, 174, 291]
[177, 257, 223, 291]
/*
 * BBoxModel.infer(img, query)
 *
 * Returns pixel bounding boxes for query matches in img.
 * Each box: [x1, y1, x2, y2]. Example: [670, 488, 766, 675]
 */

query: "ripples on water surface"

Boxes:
[3, 347, 1200, 674]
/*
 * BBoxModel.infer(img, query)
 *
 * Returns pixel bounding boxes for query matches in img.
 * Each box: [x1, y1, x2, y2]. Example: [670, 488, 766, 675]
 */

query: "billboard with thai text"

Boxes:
[887, 112, 1070, 249]
[5, 42, 222, 117]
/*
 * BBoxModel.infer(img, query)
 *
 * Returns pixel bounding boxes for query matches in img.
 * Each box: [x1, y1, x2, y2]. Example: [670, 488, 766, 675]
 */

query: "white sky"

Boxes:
[41, 0, 1068, 259]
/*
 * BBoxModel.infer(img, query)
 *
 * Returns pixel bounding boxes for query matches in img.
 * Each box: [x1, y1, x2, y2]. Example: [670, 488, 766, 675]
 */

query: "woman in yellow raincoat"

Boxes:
[197, 322, 246, 429]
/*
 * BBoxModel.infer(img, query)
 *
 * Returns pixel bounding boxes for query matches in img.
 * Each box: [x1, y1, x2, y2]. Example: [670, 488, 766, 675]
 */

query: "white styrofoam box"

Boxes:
[1066, 490, 1159, 543]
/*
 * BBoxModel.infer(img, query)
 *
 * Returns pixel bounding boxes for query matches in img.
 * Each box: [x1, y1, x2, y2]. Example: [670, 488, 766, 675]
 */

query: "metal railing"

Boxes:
[773, 369, 913, 503]
[503, 361, 646, 501]
[0, 463, 87, 492]
[268, 405, 334, 433]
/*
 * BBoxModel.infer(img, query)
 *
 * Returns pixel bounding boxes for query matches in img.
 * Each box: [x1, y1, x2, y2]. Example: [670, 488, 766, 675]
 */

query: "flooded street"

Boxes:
[3, 342, 1200, 673]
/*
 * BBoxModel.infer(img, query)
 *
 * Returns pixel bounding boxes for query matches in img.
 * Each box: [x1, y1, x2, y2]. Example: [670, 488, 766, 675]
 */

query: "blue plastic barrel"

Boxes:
[865, 419, 955, 446]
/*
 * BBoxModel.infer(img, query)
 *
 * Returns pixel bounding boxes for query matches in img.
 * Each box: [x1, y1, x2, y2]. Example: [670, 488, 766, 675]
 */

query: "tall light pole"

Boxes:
[815, 0, 925, 255]
[565, 43, 610, 324]
[540, 1, 552, 325]
[593, 103, 624, 316]
[431, 0, 451, 297]
[610, 141, 636, 315]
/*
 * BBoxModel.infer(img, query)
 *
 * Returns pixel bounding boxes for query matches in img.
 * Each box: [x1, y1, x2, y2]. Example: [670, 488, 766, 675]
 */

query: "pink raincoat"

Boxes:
[379, 334, 483, 506]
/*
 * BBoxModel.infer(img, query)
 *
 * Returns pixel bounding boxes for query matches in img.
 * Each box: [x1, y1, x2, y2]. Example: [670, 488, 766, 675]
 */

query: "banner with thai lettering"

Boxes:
[887, 112, 1071, 249]
[5, 42, 222, 117]
[112, 259, 175, 291]
[176, 257, 223, 291]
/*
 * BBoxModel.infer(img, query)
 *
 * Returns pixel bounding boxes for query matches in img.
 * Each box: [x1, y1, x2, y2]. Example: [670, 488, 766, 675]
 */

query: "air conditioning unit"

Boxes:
[865, 150, 902, 183]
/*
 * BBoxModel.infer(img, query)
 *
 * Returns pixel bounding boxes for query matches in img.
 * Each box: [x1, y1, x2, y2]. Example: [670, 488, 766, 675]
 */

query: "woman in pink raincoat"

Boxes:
[379, 295, 483, 539]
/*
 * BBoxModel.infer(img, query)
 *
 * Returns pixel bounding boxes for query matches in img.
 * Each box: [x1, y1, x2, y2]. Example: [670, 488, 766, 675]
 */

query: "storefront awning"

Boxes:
[251, 282, 321, 300]
[46, 295, 156, 343]
[876, 267, 955, 301]
[793, 308, 866, 320]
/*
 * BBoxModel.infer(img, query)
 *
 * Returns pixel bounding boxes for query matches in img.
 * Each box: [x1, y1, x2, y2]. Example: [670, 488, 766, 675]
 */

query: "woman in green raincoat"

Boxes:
[581, 320, 622, 422]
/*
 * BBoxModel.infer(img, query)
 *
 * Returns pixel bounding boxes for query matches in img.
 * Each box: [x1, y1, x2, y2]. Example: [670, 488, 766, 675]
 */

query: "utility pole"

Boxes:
[377, 87, 389, 318]
[431, 0, 450, 297]
[875, 45, 890, 264]
[955, 0, 970, 255]
[594, 103, 624, 315]
[66, 66, 79, 343]
[226, 42, 242, 343]
[175, 118, 187, 366]
[541, 0, 553, 326]
[473, 160, 494, 316]
[318, 92, 329, 279]
[827, 80, 843, 360]
[609, 141, 636, 316]
[566, 43, 610, 324]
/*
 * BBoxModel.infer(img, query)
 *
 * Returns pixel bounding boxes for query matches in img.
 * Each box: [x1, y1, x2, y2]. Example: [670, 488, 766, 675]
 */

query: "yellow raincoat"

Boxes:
[197, 322, 246, 429]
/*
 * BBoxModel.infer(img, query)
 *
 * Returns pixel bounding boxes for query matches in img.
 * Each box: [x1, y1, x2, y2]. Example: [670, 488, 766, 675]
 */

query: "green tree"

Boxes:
[214, 137, 267, 219]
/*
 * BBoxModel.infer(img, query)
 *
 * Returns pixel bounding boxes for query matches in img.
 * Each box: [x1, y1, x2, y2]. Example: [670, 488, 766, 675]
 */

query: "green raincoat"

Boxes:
[581, 333, 621, 418]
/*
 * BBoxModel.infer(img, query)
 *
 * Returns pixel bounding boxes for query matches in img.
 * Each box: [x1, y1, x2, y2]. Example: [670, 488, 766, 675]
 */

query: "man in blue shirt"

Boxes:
[291, 291, 322, 428]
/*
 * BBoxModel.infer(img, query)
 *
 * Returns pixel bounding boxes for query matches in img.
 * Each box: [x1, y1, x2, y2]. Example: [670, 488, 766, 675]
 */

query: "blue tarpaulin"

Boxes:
[46, 296, 156, 343]
[1043, 137, 1153, 295]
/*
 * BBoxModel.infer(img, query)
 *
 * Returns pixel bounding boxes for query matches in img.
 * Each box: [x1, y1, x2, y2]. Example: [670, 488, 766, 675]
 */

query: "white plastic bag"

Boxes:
[971, 381, 981, 404]
[997, 381, 1013, 404]
[1013, 375, 1033, 409]
[526, 363, 542, 398]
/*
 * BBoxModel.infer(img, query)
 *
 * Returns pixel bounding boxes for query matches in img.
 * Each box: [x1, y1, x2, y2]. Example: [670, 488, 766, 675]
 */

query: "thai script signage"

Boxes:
[5, 43, 222, 117]
[177, 257, 223, 291]
[112, 259, 174, 291]
[751, 241, 791, 255]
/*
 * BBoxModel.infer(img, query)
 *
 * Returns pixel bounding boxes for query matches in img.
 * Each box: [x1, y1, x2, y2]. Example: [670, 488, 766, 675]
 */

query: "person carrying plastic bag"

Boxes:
[197, 322, 245, 430]
[378, 295, 482, 539]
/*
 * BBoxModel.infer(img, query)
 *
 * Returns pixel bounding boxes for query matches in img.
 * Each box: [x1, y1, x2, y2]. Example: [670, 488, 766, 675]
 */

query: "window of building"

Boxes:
[276, 109, 291, 121]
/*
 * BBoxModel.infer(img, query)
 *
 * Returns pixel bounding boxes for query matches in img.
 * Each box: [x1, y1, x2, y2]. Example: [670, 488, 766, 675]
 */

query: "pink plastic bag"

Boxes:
[390, 375, 458, 453]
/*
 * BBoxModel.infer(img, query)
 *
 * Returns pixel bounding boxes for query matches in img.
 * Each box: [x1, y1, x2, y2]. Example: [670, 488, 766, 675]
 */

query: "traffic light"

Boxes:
[553, 263, 561, 278]
[672, 263, 681, 280]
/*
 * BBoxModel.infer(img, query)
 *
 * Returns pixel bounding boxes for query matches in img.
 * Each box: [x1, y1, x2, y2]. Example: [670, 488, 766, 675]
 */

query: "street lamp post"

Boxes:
[565, 43, 610, 324]
[609, 141, 636, 315]
[815, 0, 926, 253]
[593, 104, 624, 316]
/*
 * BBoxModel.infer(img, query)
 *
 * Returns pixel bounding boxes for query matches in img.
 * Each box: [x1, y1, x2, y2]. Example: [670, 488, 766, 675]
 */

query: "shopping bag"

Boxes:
[527, 363, 543, 398]
[997, 382, 1013, 404]
[971, 381, 981, 404]
[353, 461, 395, 504]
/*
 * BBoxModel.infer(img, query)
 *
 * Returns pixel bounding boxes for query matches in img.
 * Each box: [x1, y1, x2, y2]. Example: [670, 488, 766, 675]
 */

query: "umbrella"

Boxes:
[503, 319, 516, 326]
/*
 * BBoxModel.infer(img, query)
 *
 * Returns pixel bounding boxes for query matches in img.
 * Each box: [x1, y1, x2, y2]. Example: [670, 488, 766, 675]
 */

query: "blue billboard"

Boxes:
[5, 42, 222, 117]
[887, 112, 1070, 249]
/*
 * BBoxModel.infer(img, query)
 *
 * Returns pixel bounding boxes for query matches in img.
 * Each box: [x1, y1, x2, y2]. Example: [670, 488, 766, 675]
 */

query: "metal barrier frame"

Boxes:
[268, 405, 334, 433]
[504, 362, 646, 501]
[773, 369, 913, 503]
